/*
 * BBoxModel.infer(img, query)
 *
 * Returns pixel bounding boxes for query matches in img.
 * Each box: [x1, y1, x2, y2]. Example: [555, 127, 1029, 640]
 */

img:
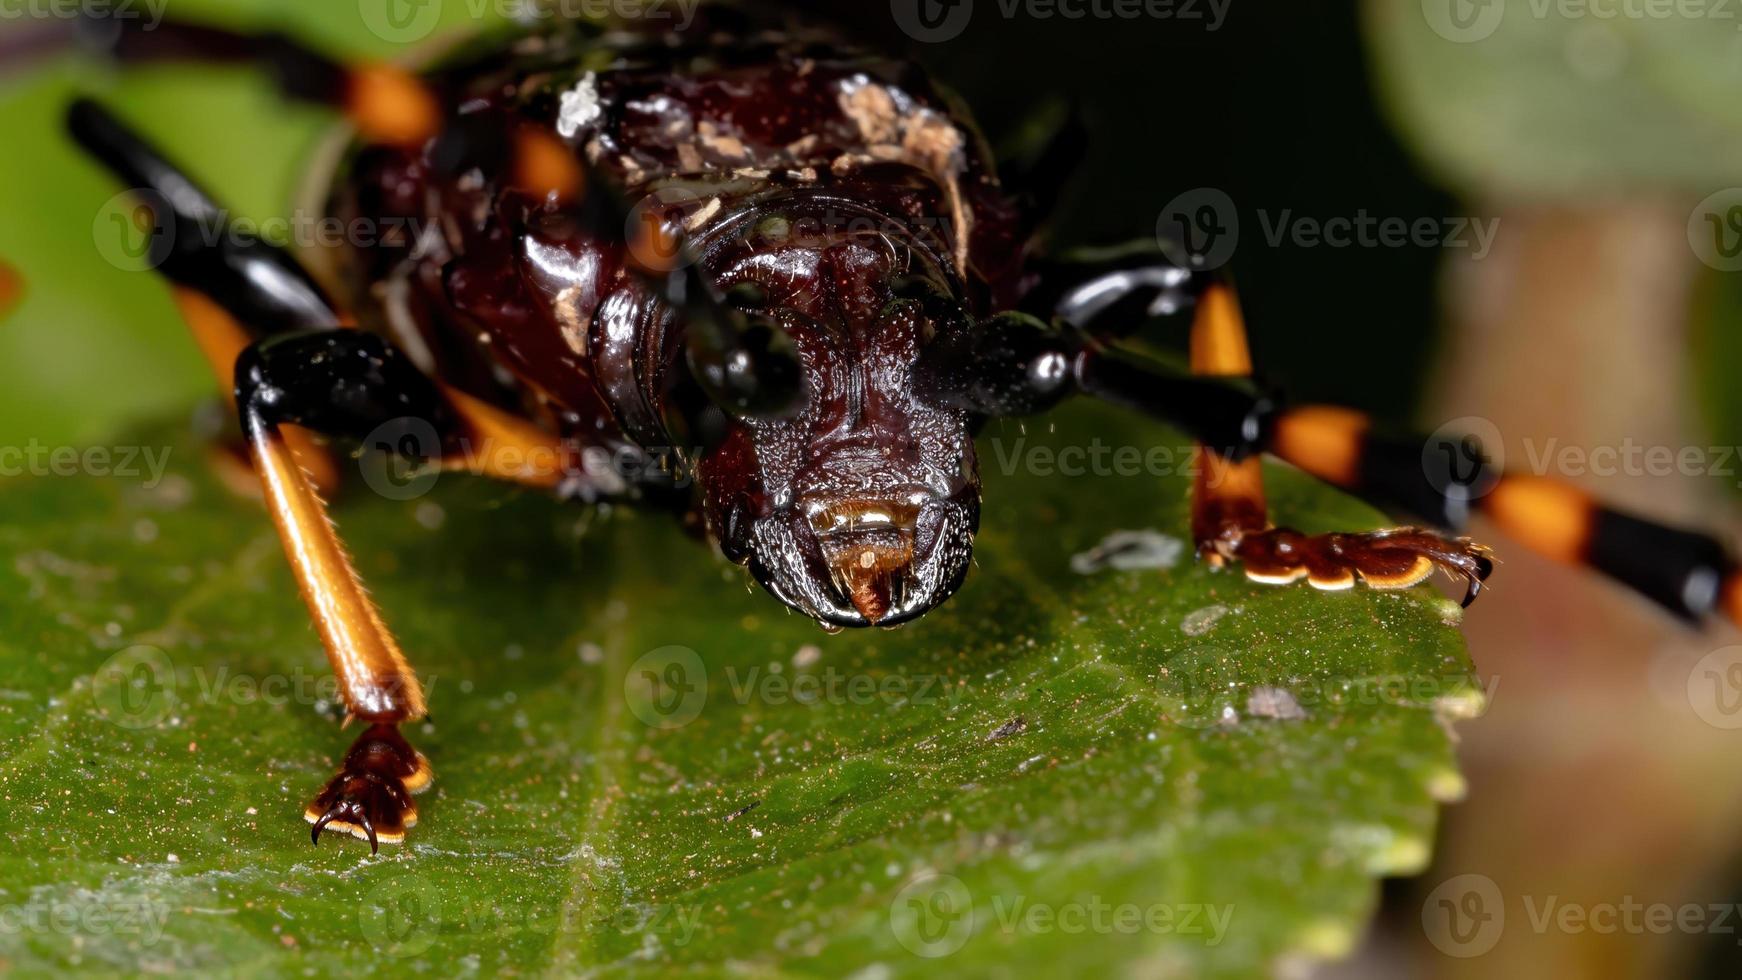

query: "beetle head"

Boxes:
[696, 215, 980, 629]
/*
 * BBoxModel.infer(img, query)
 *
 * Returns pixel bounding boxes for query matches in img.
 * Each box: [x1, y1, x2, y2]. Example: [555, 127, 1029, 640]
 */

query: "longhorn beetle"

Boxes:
[58, 8, 1742, 852]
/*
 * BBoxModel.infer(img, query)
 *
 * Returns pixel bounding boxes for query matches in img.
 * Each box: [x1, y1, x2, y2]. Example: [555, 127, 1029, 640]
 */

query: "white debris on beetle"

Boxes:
[697, 121, 750, 160]
[556, 72, 602, 139]
[834, 74, 971, 270]
[1069, 529, 1184, 575]
[1246, 685, 1307, 721]
[683, 197, 723, 232]
[554, 285, 588, 356]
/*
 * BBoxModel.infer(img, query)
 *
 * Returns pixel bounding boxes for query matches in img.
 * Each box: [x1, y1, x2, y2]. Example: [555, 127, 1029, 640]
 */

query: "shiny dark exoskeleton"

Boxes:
[320, 14, 1028, 628]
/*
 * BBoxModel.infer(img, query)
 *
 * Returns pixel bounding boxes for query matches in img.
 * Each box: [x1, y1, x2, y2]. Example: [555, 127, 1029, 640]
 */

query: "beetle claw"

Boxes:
[303, 724, 430, 853]
[1228, 526, 1496, 606]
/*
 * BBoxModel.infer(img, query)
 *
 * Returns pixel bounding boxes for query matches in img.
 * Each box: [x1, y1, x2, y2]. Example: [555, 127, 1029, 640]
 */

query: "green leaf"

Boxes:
[1362, 1, 1742, 194]
[0, 404, 1479, 976]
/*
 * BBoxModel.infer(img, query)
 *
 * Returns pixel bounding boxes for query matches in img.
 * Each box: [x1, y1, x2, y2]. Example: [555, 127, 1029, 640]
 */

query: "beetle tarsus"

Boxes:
[304, 723, 430, 853]
[1213, 526, 1495, 606]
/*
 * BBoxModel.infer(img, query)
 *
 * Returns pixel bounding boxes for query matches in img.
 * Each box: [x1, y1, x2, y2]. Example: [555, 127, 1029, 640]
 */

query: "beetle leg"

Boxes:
[1181, 283, 1493, 602]
[68, 99, 581, 492]
[1020, 242, 1204, 340]
[1185, 283, 1268, 562]
[66, 98, 343, 493]
[920, 297, 1742, 626]
[1269, 408, 1742, 625]
[69, 99, 626, 848]
[220, 326, 440, 851]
